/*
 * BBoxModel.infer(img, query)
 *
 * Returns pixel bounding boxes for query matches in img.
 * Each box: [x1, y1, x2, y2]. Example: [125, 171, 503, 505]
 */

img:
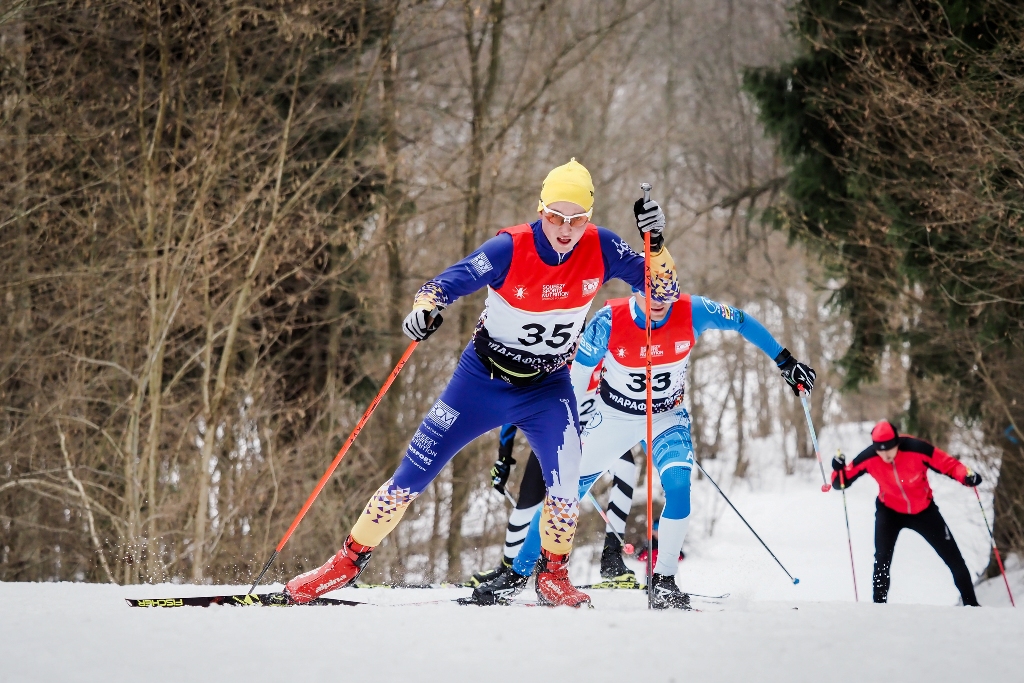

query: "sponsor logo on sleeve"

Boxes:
[425, 400, 460, 431]
[468, 252, 493, 277]
[582, 278, 600, 296]
[675, 340, 691, 354]
[614, 238, 638, 259]
[702, 298, 744, 323]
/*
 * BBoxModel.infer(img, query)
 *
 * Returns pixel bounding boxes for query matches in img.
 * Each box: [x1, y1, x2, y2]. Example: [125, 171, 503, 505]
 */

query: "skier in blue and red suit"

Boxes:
[281, 159, 680, 607]
[831, 420, 983, 605]
[476, 286, 815, 608]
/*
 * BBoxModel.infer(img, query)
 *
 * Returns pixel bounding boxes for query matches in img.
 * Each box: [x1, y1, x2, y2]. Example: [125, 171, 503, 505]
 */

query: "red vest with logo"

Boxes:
[474, 223, 604, 380]
[599, 295, 695, 414]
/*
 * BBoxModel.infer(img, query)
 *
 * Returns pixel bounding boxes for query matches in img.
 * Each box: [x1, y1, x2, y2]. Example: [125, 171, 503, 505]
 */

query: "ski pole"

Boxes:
[973, 486, 1015, 607]
[502, 488, 517, 507]
[585, 490, 635, 555]
[798, 388, 830, 492]
[836, 450, 859, 602]
[248, 319, 434, 594]
[695, 460, 800, 584]
[640, 180, 654, 609]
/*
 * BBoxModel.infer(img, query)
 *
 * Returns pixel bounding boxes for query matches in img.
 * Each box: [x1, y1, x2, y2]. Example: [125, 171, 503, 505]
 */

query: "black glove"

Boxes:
[633, 198, 665, 251]
[964, 469, 982, 487]
[490, 453, 514, 494]
[402, 308, 443, 341]
[775, 348, 817, 396]
[832, 452, 846, 472]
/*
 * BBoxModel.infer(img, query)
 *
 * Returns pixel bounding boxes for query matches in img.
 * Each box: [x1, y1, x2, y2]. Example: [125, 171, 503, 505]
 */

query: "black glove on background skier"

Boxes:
[490, 453, 514, 494]
[775, 347, 816, 396]
[490, 425, 517, 493]
[832, 452, 846, 472]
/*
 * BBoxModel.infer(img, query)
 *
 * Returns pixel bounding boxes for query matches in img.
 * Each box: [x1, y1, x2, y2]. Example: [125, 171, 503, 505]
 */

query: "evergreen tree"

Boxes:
[746, 0, 1024, 568]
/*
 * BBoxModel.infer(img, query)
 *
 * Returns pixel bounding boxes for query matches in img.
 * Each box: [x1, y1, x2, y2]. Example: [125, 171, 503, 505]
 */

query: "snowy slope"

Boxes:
[4, 421, 1022, 682]
[2, 581, 1023, 683]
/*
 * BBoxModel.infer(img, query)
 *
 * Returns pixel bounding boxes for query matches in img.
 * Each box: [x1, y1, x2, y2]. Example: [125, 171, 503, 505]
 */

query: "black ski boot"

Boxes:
[464, 556, 513, 588]
[262, 592, 293, 605]
[462, 567, 529, 605]
[594, 533, 639, 589]
[649, 573, 692, 610]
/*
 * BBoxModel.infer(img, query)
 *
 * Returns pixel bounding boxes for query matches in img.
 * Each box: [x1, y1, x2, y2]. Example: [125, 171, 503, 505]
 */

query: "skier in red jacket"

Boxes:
[832, 420, 982, 605]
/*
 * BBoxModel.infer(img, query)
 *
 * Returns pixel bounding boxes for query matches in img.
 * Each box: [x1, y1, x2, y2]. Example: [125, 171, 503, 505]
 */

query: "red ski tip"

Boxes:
[821, 484, 831, 492]
[624, 543, 634, 555]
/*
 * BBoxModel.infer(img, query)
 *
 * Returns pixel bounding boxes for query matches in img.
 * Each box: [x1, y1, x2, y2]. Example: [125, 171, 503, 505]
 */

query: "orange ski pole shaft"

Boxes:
[249, 336, 423, 594]
[640, 181, 654, 609]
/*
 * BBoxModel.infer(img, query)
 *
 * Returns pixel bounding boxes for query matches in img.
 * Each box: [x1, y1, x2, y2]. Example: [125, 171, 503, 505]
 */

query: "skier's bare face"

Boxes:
[540, 201, 589, 254]
[633, 291, 670, 322]
[877, 446, 897, 463]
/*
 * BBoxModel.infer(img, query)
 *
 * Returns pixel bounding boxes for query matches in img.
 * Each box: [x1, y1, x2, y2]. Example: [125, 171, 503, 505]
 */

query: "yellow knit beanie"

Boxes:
[537, 158, 594, 213]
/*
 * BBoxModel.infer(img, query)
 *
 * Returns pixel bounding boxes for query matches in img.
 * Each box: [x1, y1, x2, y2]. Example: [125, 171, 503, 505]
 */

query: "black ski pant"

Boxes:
[872, 498, 979, 606]
[516, 451, 547, 509]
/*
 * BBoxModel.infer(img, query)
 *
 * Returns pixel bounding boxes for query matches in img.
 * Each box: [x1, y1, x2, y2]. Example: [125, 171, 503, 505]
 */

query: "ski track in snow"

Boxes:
[2, 582, 1023, 682]
[4, 422, 1023, 682]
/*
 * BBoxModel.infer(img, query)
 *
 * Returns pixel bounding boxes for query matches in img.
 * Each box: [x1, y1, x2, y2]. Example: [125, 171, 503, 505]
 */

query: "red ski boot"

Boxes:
[284, 536, 373, 604]
[535, 549, 591, 608]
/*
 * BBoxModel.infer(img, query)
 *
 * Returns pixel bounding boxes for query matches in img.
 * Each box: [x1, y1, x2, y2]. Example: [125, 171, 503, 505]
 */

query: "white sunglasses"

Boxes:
[540, 201, 592, 227]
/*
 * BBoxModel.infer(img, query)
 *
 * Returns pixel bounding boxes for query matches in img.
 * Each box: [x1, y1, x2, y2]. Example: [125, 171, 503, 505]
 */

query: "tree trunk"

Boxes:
[733, 343, 749, 477]
[446, 0, 505, 582]
[807, 296, 825, 453]
[2, 13, 31, 337]
[755, 320, 773, 438]
[378, 0, 408, 476]
[988, 441, 1024, 576]
[141, 20, 172, 582]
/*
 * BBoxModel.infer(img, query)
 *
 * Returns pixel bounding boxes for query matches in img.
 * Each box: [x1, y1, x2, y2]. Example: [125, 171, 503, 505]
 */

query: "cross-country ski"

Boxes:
[125, 592, 361, 608]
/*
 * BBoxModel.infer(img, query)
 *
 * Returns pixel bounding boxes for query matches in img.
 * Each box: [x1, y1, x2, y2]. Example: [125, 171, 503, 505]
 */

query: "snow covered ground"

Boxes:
[3, 421, 1023, 682]
[2, 580, 1022, 683]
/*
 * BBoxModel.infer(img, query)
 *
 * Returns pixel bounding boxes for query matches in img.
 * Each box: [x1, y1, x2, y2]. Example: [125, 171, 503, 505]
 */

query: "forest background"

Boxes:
[0, 0, 1018, 586]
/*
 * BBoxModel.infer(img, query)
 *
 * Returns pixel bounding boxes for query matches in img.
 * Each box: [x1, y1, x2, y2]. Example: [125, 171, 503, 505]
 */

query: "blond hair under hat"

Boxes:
[538, 158, 594, 213]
